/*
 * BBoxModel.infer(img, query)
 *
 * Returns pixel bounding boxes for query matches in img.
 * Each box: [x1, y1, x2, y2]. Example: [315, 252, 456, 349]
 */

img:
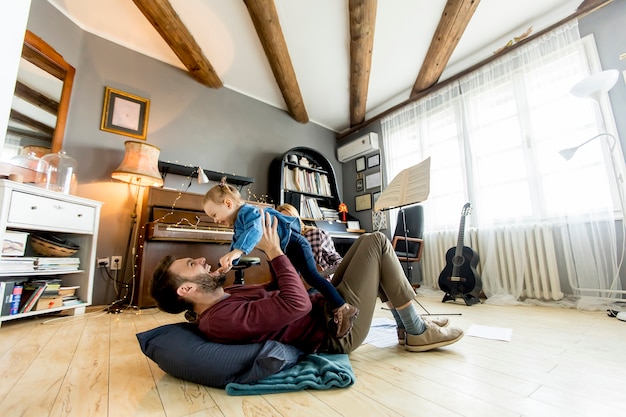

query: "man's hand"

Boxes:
[256, 210, 283, 261]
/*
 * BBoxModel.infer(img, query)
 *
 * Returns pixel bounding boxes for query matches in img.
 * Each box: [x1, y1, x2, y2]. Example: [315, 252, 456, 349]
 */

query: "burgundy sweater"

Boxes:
[197, 254, 329, 353]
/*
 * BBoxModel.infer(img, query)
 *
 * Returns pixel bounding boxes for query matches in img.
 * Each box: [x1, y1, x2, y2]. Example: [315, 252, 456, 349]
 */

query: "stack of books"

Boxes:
[59, 285, 81, 306]
[319, 207, 340, 221]
[18, 278, 63, 313]
[34, 257, 80, 271]
[0, 257, 36, 273]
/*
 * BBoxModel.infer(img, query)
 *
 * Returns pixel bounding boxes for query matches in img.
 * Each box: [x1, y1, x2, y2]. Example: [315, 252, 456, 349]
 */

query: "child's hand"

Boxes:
[218, 249, 243, 273]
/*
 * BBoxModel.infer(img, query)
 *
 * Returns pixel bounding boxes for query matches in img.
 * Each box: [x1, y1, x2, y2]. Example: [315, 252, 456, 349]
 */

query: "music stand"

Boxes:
[375, 157, 460, 316]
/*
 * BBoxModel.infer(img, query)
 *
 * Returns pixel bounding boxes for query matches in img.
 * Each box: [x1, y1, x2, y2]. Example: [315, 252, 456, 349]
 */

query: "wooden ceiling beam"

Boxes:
[243, 0, 309, 124]
[339, 0, 612, 140]
[411, 0, 480, 97]
[10, 109, 54, 137]
[349, 0, 377, 127]
[14, 81, 59, 115]
[132, 0, 223, 88]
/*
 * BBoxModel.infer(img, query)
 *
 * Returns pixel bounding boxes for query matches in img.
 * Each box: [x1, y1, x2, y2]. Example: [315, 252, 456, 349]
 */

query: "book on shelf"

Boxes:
[35, 257, 80, 271]
[58, 285, 79, 297]
[19, 282, 47, 314]
[9, 284, 23, 315]
[62, 296, 83, 306]
[1, 281, 15, 316]
[0, 257, 36, 272]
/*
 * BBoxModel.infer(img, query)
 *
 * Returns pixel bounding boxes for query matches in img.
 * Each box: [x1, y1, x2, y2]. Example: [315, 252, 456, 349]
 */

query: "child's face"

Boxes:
[203, 199, 237, 226]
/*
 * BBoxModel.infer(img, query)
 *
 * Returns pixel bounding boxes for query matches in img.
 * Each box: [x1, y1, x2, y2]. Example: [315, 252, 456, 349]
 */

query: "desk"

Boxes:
[313, 220, 363, 256]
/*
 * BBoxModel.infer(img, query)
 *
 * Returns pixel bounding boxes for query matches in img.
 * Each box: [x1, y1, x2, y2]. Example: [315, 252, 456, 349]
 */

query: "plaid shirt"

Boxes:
[304, 228, 343, 274]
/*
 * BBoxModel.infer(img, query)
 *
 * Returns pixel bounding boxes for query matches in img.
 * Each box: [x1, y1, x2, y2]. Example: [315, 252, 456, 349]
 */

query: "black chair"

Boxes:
[231, 256, 261, 285]
[392, 205, 424, 286]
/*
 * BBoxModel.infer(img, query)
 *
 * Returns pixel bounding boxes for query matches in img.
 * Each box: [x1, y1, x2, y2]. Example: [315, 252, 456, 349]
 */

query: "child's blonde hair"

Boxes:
[203, 177, 243, 205]
[276, 203, 315, 233]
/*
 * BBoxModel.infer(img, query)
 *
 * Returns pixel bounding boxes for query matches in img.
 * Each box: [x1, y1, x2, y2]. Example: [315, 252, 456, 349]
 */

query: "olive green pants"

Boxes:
[322, 232, 417, 353]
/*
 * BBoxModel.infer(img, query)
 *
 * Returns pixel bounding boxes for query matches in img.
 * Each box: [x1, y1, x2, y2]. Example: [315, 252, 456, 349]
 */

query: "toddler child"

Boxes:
[203, 178, 358, 338]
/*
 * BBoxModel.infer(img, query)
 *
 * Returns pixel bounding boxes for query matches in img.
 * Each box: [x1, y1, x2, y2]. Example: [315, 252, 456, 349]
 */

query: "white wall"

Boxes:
[0, 1, 32, 155]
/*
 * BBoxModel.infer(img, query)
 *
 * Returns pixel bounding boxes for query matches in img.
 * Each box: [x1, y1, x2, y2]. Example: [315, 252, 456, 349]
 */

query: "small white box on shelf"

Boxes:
[2, 231, 29, 256]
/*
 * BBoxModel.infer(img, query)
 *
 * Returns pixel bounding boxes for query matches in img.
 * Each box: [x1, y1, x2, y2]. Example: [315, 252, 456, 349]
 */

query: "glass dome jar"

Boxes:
[10, 152, 49, 183]
[41, 150, 77, 194]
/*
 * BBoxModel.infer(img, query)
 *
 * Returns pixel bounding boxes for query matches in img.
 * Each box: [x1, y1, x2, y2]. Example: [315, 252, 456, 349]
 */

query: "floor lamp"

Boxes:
[110, 140, 163, 311]
[560, 69, 626, 298]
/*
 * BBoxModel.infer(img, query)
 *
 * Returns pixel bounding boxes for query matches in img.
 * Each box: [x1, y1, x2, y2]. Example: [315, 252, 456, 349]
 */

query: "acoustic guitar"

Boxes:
[438, 203, 482, 305]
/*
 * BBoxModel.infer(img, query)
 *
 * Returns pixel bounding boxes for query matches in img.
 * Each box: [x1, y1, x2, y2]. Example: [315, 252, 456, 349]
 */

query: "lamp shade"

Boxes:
[197, 166, 210, 184]
[570, 69, 619, 102]
[111, 140, 163, 187]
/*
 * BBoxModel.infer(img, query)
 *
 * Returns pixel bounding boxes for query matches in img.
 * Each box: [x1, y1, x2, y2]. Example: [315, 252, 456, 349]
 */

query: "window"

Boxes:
[382, 22, 619, 231]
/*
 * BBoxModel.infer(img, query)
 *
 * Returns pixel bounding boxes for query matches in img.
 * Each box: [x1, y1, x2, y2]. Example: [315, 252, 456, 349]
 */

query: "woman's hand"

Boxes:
[256, 210, 283, 260]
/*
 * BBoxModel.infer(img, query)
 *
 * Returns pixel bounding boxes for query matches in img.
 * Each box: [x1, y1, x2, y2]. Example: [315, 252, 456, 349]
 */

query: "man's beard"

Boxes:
[189, 272, 227, 293]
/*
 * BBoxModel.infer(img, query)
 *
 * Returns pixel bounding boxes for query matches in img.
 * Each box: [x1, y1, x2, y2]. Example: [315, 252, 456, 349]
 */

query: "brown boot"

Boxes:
[332, 303, 359, 338]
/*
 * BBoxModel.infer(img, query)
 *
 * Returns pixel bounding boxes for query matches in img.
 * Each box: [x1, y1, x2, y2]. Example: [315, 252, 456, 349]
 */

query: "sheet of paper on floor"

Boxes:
[466, 324, 513, 342]
[363, 317, 398, 348]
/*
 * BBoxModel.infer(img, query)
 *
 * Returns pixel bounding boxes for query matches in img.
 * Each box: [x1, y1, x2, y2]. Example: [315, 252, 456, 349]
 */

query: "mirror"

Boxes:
[1, 30, 75, 164]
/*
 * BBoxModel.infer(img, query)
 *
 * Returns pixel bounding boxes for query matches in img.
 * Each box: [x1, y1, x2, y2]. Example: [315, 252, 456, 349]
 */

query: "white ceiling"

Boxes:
[46, 0, 583, 134]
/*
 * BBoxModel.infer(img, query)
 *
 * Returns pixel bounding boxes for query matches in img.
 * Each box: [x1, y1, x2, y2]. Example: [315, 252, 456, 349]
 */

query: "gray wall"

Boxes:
[578, 0, 626, 155]
[26, 0, 339, 305]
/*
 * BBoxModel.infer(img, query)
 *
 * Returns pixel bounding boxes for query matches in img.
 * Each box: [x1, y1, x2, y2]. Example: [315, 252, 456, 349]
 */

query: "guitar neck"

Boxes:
[454, 215, 466, 256]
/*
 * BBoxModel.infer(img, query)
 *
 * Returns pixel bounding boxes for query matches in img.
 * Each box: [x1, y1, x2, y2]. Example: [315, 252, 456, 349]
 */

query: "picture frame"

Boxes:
[355, 156, 366, 172]
[355, 194, 372, 211]
[365, 171, 382, 189]
[373, 191, 381, 204]
[101, 86, 150, 140]
[367, 153, 380, 169]
[356, 178, 364, 192]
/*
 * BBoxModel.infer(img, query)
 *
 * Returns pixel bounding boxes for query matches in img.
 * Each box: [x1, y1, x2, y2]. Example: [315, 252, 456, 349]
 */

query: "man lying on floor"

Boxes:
[150, 210, 463, 357]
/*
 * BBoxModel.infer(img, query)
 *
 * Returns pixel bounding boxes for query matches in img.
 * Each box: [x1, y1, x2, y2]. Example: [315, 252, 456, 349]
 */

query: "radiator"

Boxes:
[422, 224, 564, 301]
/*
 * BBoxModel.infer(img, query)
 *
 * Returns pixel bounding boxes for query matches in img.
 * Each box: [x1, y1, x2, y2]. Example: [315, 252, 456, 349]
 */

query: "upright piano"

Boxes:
[133, 187, 272, 308]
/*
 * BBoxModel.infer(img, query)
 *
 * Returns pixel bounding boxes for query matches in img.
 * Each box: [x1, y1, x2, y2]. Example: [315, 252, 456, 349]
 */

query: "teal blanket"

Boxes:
[225, 353, 355, 396]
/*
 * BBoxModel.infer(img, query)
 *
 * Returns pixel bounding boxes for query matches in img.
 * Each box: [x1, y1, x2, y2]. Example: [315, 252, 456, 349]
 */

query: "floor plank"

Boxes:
[0, 294, 624, 417]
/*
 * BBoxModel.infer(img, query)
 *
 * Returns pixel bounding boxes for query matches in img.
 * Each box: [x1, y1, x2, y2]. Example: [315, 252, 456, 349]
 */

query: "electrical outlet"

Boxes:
[97, 257, 110, 268]
[111, 255, 122, 270]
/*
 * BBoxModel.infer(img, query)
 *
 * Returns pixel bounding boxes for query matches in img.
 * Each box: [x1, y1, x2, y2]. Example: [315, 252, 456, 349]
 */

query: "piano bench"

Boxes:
[232, 256, 261, 285]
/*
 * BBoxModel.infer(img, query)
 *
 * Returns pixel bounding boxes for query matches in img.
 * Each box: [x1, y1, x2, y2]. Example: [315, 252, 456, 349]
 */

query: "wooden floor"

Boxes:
[1, 293, 625, 417]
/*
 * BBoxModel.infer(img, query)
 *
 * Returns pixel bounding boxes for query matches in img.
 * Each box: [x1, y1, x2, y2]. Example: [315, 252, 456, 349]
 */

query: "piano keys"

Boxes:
[147, 223, 234, 242]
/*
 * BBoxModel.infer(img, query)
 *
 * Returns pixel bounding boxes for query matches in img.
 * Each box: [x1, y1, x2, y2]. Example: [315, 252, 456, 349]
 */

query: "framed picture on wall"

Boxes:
[355, 194, 372, 211]
[365, 171, 381, 189]
[356, 178, 364, 192]
[101, 86, 150, 140]
[355, 157, 366, 172]
[367, 153, 380, 169]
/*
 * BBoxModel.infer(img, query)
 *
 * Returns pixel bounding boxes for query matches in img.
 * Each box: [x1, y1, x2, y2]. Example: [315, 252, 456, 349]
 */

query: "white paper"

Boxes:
[466, 324, 512, 342]
[362, 317, 398, 348]
[374, 157, 431, 211]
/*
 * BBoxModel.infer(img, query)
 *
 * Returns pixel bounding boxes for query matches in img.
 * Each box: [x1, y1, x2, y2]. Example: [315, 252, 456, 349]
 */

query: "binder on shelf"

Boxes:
[1, 281, 15, 316]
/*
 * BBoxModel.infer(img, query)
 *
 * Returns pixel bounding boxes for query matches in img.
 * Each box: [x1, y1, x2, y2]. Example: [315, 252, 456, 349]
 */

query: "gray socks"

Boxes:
[390, 308, 404, 329]
[397, 304, 426, 335]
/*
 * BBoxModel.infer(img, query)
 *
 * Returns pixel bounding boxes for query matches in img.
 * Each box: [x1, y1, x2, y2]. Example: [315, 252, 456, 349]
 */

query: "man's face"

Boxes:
[203, 200, 237, 226]
[169, 257, 226, 293]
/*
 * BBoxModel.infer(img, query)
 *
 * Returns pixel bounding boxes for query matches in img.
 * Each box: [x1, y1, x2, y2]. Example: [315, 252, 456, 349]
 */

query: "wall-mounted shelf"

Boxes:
[158, 161, 254, 187]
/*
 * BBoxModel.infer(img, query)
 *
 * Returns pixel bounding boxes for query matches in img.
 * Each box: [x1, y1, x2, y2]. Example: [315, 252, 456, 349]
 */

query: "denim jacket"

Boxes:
[231, 204, 301, 255]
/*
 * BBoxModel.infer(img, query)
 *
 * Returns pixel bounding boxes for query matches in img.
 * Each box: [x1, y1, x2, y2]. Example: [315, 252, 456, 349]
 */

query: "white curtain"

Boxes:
[381, 21, 624, 307]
